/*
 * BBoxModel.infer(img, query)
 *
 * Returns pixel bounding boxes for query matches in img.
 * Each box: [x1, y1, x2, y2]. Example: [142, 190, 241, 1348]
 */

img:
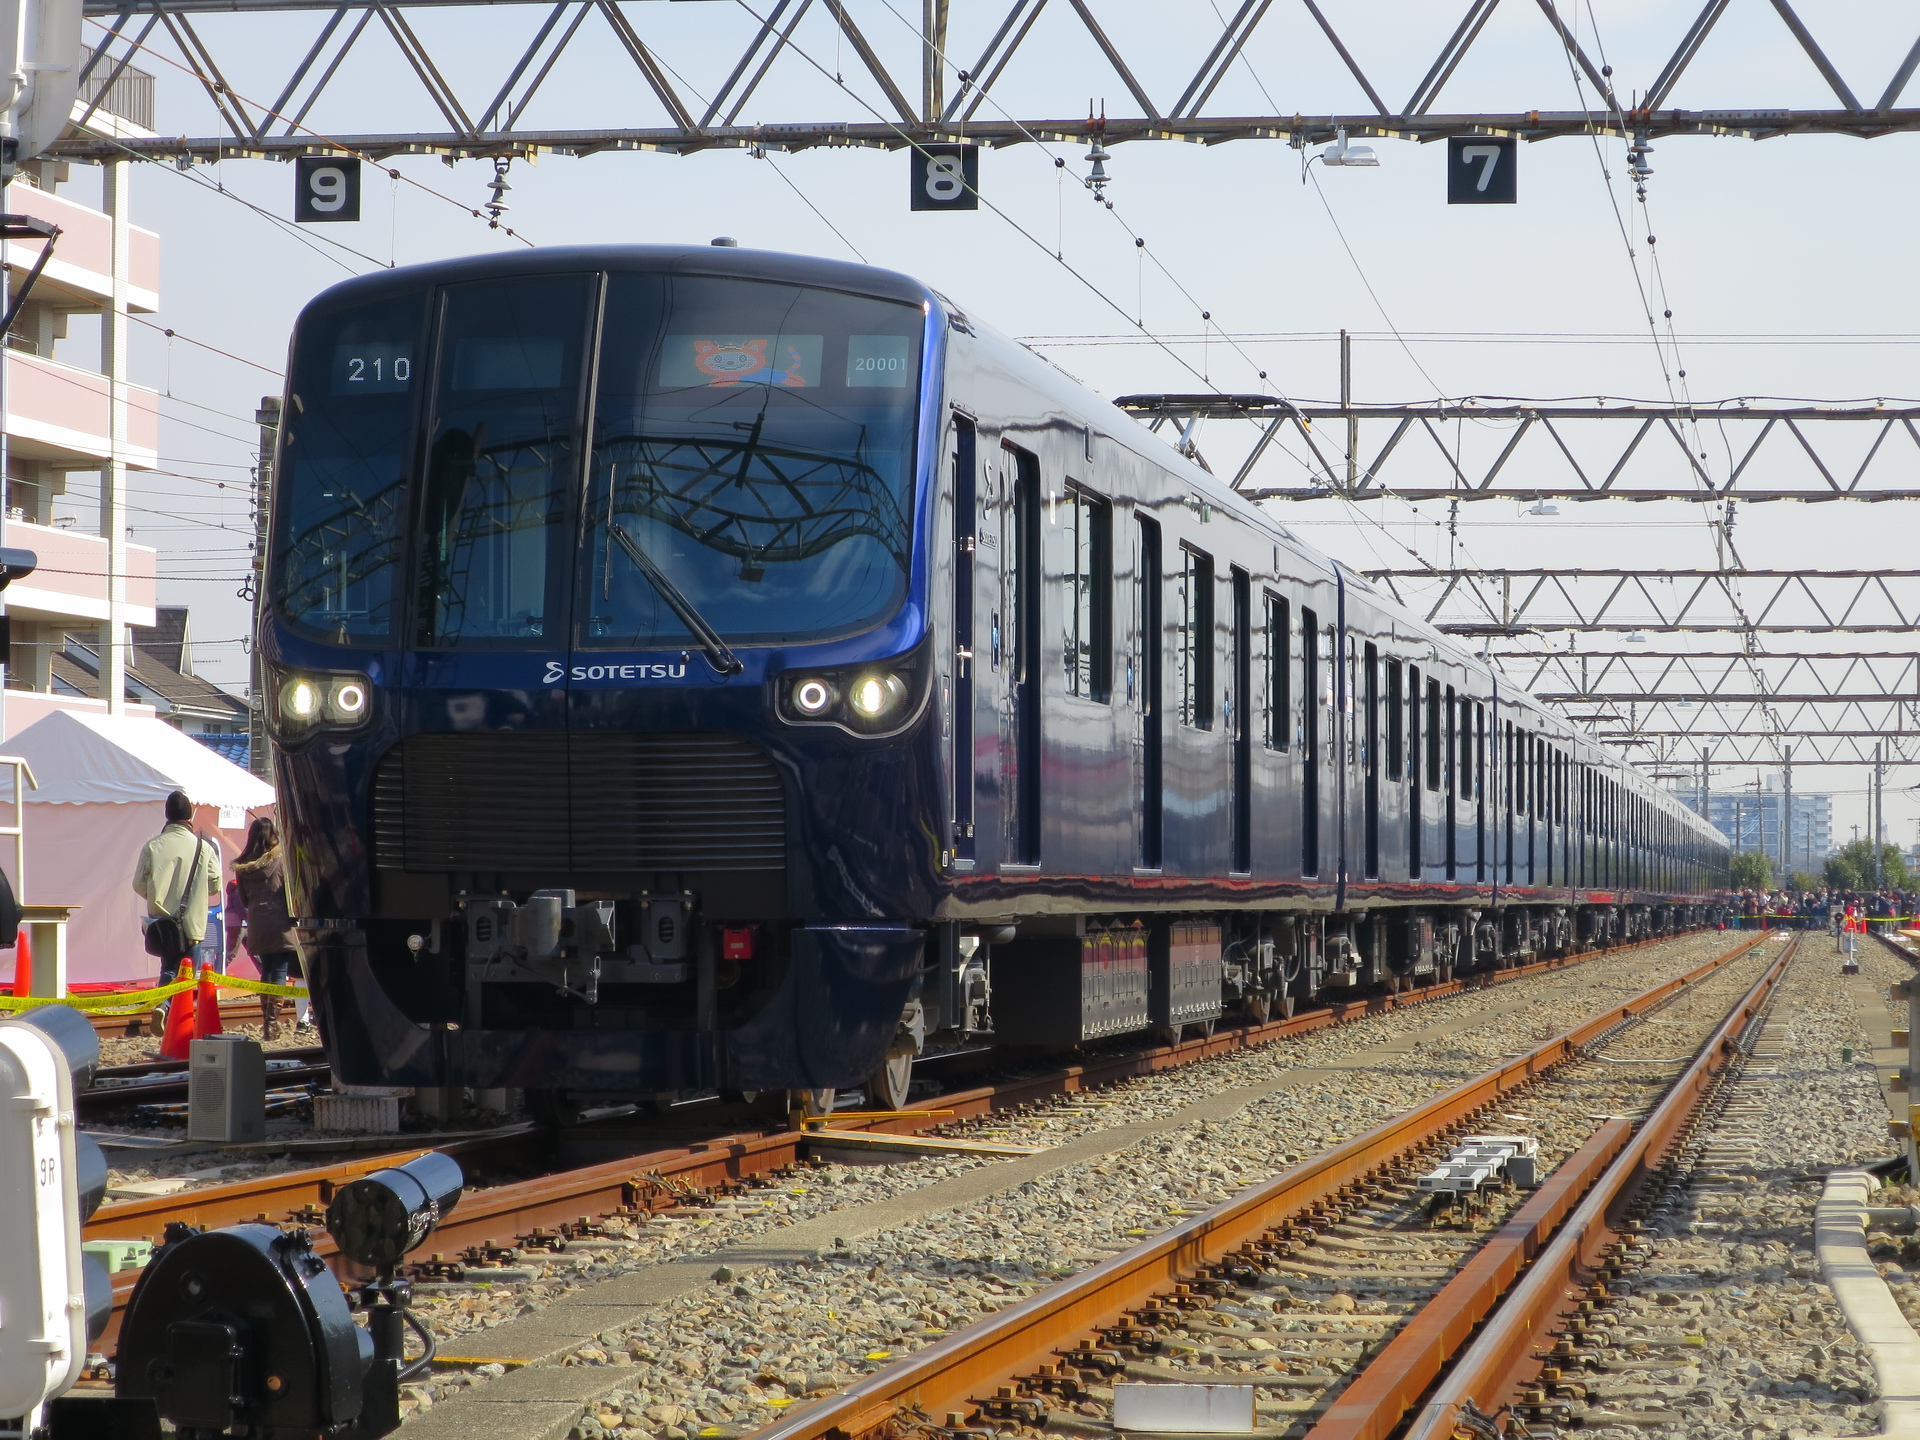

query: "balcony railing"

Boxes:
[5, 352, 159, 466]
[0, 518, 157, 628]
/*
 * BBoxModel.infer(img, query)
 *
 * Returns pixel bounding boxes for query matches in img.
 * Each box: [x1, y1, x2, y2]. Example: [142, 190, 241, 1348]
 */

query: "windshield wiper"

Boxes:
[607, 523, 744, 675]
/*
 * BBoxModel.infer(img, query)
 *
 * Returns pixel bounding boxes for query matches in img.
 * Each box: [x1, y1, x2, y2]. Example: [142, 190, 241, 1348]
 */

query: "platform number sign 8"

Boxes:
[910, 143, 979, 212]
[296, 156, 363, 223]
[1446, 135, 1516, 205]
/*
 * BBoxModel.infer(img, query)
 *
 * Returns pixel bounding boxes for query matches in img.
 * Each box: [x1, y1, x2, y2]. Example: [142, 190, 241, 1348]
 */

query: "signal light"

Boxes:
[325, 1152, 464, 1269]
[0, 1004, 110, 1421]
[115, 1151, 466, 1439]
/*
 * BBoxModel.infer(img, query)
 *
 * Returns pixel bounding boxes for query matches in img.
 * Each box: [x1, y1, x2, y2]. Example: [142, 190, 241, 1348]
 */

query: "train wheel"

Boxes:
[867, 1053, 914, 1111]
[800, 1087, 837, 1118]
[526, 1087, 587, 1127]
[1246, 992, 1272, 1024]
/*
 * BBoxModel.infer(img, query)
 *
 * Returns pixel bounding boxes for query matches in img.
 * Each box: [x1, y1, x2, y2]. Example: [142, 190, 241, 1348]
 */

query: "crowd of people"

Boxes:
[131, 789, 309, 1038]
[1730, 887, 1918, 931]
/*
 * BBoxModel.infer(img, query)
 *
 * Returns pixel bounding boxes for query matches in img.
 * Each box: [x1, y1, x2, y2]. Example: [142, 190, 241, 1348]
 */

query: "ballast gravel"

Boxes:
[1572, 933, 1904, 1440]
[390, 930, 1777, 1435]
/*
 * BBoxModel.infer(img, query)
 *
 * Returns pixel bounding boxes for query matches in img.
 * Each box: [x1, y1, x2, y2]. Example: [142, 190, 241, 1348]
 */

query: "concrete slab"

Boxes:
[404, 1399, 582, 1440]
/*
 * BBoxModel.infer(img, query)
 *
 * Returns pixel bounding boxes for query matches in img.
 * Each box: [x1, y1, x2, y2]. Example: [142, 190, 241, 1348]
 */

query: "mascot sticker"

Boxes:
[662, 333, 822, 388]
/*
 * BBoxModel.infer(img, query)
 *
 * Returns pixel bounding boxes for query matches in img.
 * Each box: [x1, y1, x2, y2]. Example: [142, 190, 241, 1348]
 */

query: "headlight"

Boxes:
[848, 673, 905, 719]
[325, 678, 368, 723]
[777, 645, 929, 736]
[272, 666, 373, 740]
[793, 678, 835, 716]
[282, 677, 319, 723]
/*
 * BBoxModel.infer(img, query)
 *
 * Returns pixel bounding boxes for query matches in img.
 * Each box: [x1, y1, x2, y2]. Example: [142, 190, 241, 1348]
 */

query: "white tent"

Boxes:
[1, 711, 275, 984]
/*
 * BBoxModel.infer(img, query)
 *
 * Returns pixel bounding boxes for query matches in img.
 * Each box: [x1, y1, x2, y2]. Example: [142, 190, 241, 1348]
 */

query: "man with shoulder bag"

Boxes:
[132, 790, 220, 1028]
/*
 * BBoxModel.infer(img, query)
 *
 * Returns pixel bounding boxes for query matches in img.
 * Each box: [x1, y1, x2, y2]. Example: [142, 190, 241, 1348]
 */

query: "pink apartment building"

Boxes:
[1, 68, 169, 740]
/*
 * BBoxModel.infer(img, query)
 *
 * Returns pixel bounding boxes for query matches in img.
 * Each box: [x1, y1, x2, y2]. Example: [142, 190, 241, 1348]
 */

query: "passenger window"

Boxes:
[1179, 546, 1214, 728]
[1425, 679, 1441, 792]
[1063, 486, 1113, 701]
[1385, 659, 1402, 780]
[1264, 592, 1289, 750]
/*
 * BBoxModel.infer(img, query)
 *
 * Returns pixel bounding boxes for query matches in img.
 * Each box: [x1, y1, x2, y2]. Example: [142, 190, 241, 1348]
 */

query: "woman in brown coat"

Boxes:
[234, 817, 299, 1037]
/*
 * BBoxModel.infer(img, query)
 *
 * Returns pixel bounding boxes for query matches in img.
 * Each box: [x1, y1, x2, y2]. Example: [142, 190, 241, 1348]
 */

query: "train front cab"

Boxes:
[265, 247, 968, 1108]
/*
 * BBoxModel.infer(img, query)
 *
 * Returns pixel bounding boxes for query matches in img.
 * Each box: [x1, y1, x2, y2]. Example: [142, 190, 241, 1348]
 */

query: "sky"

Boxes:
[38, 0, 1920, 859]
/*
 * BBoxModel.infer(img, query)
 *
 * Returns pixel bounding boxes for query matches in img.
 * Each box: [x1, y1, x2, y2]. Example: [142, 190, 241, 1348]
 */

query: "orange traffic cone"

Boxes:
[194, 963, 224, 1039]
[8, 926, 29, 998]
[158, 968, 196, 1060]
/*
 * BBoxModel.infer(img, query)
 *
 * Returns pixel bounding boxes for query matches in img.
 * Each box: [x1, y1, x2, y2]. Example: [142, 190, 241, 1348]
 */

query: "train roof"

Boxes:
[297, 243, 934, 315]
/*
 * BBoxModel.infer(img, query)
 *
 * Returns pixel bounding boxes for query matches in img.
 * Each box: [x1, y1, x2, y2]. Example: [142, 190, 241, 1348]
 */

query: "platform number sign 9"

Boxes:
[1447, 136, 1516, 205]
[910, 143, 979, 212]
[295, 156, 362, 223]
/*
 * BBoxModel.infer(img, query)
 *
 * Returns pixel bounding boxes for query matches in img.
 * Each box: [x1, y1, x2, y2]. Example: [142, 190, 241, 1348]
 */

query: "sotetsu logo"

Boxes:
[543, 660, 690, 685]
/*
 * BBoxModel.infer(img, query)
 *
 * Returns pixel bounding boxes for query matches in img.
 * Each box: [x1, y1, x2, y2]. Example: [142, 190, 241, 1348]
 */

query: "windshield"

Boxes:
[271, 267, 923, 651]
[415, 274, 595, 647]
[580, 274, 921, 649]
[273, 291, 425, 642]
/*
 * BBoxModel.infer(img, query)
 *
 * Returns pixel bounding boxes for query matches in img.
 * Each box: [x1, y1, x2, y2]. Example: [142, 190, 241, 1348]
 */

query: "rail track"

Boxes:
[735, 931, 1794, 1440]
[80, 927, 1728, 1356]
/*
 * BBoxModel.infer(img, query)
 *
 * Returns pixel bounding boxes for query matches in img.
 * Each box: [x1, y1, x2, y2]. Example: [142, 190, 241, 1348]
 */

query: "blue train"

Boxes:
[262, 244, 1730, 1118]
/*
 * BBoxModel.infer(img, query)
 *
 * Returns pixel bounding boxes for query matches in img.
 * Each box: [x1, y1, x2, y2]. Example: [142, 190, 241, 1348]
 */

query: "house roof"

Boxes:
[58, 635, 249, 721]
[131, 606, 191, 675]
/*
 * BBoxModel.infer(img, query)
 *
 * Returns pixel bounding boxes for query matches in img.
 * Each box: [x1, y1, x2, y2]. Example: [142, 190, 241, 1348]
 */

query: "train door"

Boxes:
[1136, 514, 1163, 869]
[1503, 717, 1516, 887]
[1364, 642, 1379, 879]
[1230, 567, 1252, 874]
[1444, 684, 1458, 881]
[1262, 587, 1294, 881]
[952, 417, 977, 860]
[1474, 701, 1487, 884]
[1407, 663, 1421, 877]
[1301, 605, 1320, 877]
[1004, 445, 1042, 865]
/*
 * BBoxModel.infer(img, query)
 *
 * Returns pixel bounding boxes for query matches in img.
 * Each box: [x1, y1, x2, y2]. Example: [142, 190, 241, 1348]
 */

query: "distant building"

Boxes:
[0, 61, 167, 738]
[53, 605, 250, 760]
[1687, 777, 1833, 871]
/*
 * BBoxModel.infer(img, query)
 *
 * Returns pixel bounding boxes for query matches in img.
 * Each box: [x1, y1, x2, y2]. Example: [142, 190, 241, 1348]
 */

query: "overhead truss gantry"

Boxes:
[1360, 568, 1920, 637]
[52, 0, 1920, 163]
[1115, 397, 1920, 503]
[1364, 570, 1920, 766]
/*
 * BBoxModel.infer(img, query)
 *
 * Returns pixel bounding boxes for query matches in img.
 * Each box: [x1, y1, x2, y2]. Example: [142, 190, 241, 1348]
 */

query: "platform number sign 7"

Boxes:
[1446, 135, 1516, 205]
[296, 156, 362, 223]
[910, 143, 979, 212]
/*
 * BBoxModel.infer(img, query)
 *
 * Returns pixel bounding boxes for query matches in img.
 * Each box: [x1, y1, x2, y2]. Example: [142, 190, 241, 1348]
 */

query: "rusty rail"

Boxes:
[743, 930, 1775, 1440]
[1397, 933, 1799, 1440]
[83, 925, 1723, 1349]
[84, 925, 1684, 1250]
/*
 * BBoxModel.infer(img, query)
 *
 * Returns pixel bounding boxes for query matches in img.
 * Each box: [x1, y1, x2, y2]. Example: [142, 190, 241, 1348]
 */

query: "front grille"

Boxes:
[373, 732, 786, 873]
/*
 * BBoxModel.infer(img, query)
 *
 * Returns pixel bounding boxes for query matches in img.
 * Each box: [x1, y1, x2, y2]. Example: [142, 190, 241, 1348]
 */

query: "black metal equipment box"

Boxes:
[988, 924, 1151, 1045]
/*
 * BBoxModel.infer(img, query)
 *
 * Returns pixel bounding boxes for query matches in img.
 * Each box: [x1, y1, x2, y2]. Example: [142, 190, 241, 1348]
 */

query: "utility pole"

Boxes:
[1781, 747, 1792, 880]
[101, 157, 127, 713]
[1875, 741, 1886, 889]
[1341, 329, 1356, 492]
[248, 395, 279, 779]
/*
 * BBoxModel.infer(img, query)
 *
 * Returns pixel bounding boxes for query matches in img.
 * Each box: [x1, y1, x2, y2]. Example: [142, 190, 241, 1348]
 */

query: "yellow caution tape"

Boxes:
[216, 974, 311, 999]
[0, 978, 197, 1012]
[0, 973, 309, 1012]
